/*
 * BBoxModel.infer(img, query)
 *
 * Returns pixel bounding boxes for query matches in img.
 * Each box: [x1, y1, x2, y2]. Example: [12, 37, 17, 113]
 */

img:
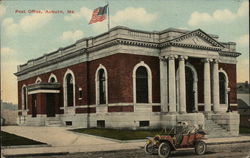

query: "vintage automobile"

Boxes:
[144, 122, 207, 158]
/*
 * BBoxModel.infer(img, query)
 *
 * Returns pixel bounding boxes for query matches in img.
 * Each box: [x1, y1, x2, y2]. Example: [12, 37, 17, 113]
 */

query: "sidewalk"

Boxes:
[2, 126, 250, 157]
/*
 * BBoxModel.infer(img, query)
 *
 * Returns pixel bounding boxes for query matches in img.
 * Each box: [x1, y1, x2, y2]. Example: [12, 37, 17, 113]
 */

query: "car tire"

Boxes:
[158, 142, 171, 158]
[195, 141, 206, 155]
[144, 142, 154, 155]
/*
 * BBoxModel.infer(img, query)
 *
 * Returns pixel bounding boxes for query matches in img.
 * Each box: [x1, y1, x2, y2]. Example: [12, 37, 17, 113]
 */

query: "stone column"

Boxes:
[204, 58, 211, 112]
[168, 55, 177, 113]
[212, 59, 220, 113]
[160, 56, 168, 112]
[179, 56, 187, 114]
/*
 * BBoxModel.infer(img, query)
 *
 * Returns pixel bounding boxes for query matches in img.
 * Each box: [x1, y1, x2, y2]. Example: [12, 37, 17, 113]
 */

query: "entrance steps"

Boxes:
[45, 117, 63, 127]
[205, 119, 232, 138]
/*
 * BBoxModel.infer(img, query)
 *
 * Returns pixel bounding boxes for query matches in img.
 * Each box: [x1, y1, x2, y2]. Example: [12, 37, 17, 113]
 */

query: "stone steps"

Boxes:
[205, 119, 232, 138]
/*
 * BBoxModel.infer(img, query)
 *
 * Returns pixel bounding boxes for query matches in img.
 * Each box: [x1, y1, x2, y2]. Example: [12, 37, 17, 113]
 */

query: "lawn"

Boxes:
[71, 128, 168, 140]
[239, 126, 250, 134]
[1, 131, 45, 146]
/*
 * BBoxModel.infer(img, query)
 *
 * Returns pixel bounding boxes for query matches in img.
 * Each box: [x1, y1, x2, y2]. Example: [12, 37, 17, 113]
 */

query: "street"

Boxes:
[14, 142, 250, 158]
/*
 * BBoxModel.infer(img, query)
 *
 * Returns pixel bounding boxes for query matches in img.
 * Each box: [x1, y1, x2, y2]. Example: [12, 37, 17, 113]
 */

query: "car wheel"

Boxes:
[144, 142, 154, 155]
[158, 142, 171, 158]
[195, 141, 206, 155]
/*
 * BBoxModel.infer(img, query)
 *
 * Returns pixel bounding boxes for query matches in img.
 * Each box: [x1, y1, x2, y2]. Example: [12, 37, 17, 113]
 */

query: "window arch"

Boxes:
[95, 64, 108, 105]
[133, 61, 152, 104]
[48, 74, 58, 83]
[35, 77, 42, 83]
[63, 69, 75, 107]
[22, 85, 28, 110]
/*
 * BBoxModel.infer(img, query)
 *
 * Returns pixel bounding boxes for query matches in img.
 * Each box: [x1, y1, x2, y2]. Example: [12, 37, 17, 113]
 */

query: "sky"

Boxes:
[0, 0, 249, 104]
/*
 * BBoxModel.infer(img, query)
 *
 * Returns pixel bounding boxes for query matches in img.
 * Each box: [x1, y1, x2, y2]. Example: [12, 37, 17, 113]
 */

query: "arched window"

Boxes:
[133, 61, 152, 104]
[22, 85, 27, 110]
[66, 74, 74, 106]
[99, 69, 106, 104]
[48, 74, 58, 83]
[136, 66, 148, 103]
[95, 64, 108, 105]
[50, 77, 56, 83]
[219, 72, 226, 104]
[35, 77, 42, 83]
[63, 69, 75, 107]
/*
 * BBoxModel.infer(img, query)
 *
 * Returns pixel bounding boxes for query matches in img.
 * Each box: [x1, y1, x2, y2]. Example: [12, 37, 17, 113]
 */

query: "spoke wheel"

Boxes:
[158, 142, 171, 158]
[195, 141, 207, 155]
[144, 143, 154, 155]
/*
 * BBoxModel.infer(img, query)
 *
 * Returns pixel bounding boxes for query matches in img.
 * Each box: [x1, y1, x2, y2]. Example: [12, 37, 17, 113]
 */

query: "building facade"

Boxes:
[15, 26, 240, 136]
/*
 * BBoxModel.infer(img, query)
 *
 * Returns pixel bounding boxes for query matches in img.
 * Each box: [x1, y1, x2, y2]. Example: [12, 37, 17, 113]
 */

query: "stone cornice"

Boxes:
[15, 27, 241, 77]
[160, 42, 222, 51]
[219, 51, 241, 57]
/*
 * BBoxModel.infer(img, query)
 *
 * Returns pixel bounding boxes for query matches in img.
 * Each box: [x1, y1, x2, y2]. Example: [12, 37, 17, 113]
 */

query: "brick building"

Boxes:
[15, 26, 241, 136]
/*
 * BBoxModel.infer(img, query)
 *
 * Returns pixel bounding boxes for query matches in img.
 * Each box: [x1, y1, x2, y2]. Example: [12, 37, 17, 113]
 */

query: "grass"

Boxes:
[1, 131, 45, 146]
[71, 128, 167, 140]
[239, 126, 250, 134]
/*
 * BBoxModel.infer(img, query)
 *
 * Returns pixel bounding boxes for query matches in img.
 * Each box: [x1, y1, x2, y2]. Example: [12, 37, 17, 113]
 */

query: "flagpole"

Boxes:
[107, 0, 110, 31]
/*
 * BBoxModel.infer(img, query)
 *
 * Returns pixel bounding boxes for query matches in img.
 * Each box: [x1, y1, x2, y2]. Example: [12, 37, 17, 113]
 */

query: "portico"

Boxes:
[159, 29, 224, 114]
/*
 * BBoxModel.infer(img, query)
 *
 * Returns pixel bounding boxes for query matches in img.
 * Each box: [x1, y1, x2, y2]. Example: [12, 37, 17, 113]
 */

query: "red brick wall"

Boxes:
[17, 53, 161, 115]
[17, 53, 237, 115]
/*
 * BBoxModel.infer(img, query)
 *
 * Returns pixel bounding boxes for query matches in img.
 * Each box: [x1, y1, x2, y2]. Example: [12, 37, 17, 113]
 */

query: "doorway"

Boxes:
[46, 93, 55, 117]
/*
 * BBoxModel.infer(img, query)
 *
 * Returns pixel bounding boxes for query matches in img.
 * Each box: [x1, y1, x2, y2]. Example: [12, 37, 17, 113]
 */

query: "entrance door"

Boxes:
[32, 94, 37, 117]
[46, 93, 55, 117]
[185, 67, 195, 113]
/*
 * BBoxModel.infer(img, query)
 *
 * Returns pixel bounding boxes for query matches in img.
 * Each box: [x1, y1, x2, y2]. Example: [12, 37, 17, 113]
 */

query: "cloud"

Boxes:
[60, 30, 84, 41]
[235, 34, 249, 47]
[112, 7, 158, 25]
[1, 47, 16, 55]
[188, 1, 249, 26]
[2, 12, 53, 36]
[0, 4, 6, 17]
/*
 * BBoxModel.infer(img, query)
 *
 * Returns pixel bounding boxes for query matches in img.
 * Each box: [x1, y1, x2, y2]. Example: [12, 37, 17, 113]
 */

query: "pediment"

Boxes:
[169, 29, 224, 48]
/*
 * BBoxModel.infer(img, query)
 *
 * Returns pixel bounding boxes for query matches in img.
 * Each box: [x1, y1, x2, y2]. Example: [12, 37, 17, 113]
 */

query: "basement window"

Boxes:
[97, 120, 105, 128]
[65, 121, 72, 126]
[139, 121, 150, 127]
[79, 88, 83, 100]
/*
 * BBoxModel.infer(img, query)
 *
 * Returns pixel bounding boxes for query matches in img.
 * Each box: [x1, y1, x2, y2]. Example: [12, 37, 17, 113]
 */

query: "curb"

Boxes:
[2, 144, 51, 149]
[206, 140, 250, 145]
[3, 152, 69, 158]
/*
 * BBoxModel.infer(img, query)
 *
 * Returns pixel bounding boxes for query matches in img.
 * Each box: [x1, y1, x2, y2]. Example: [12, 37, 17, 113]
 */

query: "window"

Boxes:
[139, 121, 150, 127]
[136, 66, 148, 103]
[66, 74, 74, 106]
[97, 120, 105, 128]
[79, 88, 83, 99]
[219, 72, 226, 104]
[35, 77, 42, 83]
[22, 86, 27, 110]
[49, 77, 56, 83]
[48, 74, 58, 83]
[99, 69, 106, 104]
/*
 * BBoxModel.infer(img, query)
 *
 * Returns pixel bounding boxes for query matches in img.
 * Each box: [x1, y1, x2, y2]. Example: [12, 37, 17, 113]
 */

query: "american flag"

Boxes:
[89, 5, 108, 24]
